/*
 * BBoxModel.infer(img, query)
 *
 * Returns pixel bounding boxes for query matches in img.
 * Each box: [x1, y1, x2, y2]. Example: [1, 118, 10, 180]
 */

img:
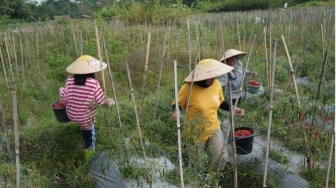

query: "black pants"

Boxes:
[232, 97, 241, 106]
[82, 128, 95, 149]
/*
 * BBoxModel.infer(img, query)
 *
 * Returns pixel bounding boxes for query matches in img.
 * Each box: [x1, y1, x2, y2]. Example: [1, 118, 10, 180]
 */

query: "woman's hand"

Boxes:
[106, 98, 115, 107]
[251, 71, 257, 76]
[234, 108, 244, 117]
[171, 112, 177, 122]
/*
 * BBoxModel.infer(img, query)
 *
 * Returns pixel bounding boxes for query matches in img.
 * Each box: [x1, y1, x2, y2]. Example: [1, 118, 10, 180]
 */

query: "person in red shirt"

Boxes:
[59, 55, 115, 150]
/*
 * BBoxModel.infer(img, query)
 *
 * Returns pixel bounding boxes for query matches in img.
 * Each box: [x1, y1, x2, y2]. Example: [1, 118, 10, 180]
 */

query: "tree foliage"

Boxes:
[0, 0, 334, 22]
[0, 0, 31, 19]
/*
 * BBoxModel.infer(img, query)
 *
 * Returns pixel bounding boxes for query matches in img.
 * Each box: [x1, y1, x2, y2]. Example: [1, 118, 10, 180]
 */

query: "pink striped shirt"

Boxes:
[59, 76, 105, 130]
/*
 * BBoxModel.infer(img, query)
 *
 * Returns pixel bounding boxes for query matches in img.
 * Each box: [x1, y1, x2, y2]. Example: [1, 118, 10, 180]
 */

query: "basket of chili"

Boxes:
[234, 127, 254, 155]
[51, 100, 70, 123]
[247, 80, 262, 94]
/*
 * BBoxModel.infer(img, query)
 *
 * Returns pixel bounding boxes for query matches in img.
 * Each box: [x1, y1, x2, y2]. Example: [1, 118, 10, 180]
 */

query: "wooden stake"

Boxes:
[262, 40, 277, 188]
[269, 21, 272, 89]
[72, 25, 79, 57]
[228, 82, 238, 188]
[325, 119, 334, 188]
[235, 17, 242, 50]
[94, 23, 106, 93]
[141, 32, 151, 102]
[316, 25, 334, 100]
[187, 19, 191, 72]
[101, 35, 129, 167]
[36, 32, 39, 58]
[237, 34, 255, 103]
[284, 38, 312, 91]
[125, 62, 152, 188]
[12, 91, 20, 188]
[154, 29, 169, 118]
[0, 97, 12, 159]
[0, 47, 9, 86]
[4, 37, 15, 82]
[19, 34, 25, 82]
[281, 34, 311, 169]
[173, 60, 184, 188]
[11, 36, 19, 79]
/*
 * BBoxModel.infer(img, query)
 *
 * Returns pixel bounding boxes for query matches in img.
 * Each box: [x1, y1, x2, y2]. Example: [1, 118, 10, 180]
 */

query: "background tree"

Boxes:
[0, 0, 32, 19]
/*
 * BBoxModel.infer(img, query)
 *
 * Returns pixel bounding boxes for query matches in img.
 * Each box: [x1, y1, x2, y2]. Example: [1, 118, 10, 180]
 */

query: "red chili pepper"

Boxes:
[234, 130, 252, 138]
[282, 117, 287, 122]
[248, 80, 261, 86]
[324, 116, 330, 125]
[312, 131, 319, 139]
[299, 111, 304, 121]
[52, 101, 67, 108]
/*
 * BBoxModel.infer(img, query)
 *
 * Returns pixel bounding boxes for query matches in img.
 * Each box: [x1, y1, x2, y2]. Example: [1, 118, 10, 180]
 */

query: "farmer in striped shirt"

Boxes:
[59, 55, 115, 151]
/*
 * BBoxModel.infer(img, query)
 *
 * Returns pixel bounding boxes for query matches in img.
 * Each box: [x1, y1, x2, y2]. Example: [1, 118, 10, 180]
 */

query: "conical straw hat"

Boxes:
[66, 55, 107, 74]
[184, 59, 233, 82]
[219, 49, 247, 62]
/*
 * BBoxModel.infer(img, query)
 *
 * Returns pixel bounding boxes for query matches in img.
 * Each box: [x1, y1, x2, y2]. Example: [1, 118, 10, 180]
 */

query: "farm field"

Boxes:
[0, 5, 335, 188]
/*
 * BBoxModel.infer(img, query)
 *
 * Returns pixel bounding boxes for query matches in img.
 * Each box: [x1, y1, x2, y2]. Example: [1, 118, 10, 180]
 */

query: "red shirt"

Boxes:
[60, 76, 105, 130]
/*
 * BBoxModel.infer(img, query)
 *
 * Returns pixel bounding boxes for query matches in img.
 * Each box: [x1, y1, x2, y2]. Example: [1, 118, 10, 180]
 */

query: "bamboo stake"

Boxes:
[262, 40, 277, 188]
[187, 19, 191, 71]
[72, 25, 79, 57]
[221, 20, 226, 57]
[235, 17, 242, 50]
[79, 31, 83, 55]
[263, 22, 269, 91]
[237, 34, 255, 103]
[184, 28, 202, 122]
[12, 91, 20, 188]
[154, 29, 169, 118]
[269, 21, 272, 87]
[9, 36, 19, 79]
[195, 23, 202, 61]
[0, 97, 12, 160]
[284, 37, 312, 91]
[242, 19, 245, 51]
[183, 34, 202, 166]
[36, 32, 39, 58]
[316, 25, 334, 100]
[14, 38, 19, 80]
[173, 60, 184, 188]
[101, 36, 129, 166]
[26, 37, 32, 68]
[94, 23, 106, 93]
[4, 37, 15, 82]
[281, 34, 301, 107]
[0, 47, 9, 86]
[325, 118, 334, 188]
[281, 34, 311, 168]
[19, 35, 25, 82]
[321, 23, 325, 57]
[141, 32, 151, 102]
[125, 62, 152, 188]
[228, 82, 238, 188]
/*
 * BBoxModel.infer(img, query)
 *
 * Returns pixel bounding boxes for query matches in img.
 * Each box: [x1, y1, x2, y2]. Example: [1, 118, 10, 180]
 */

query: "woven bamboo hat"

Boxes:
[184, 59, 233, 82]
[66, 55, 107, 74]
[219, 49, 247, 62]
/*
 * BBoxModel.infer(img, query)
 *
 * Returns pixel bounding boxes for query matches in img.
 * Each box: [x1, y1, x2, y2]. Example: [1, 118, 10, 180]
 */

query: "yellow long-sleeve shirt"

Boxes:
[173, 80, 224, 143]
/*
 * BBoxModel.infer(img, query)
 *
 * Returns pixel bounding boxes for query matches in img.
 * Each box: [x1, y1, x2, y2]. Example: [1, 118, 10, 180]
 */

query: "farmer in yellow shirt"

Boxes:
[171, 59, 244, 172]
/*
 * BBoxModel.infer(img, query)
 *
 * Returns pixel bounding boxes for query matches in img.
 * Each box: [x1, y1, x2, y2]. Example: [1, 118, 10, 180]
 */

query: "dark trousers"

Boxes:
[232, 97, 241, 106]
[82, 127, 96, 149]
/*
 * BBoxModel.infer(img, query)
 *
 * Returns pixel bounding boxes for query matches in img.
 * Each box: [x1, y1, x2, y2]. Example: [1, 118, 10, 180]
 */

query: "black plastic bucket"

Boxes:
[234, 127, 254, 155]
[51, 102, 70, 123]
